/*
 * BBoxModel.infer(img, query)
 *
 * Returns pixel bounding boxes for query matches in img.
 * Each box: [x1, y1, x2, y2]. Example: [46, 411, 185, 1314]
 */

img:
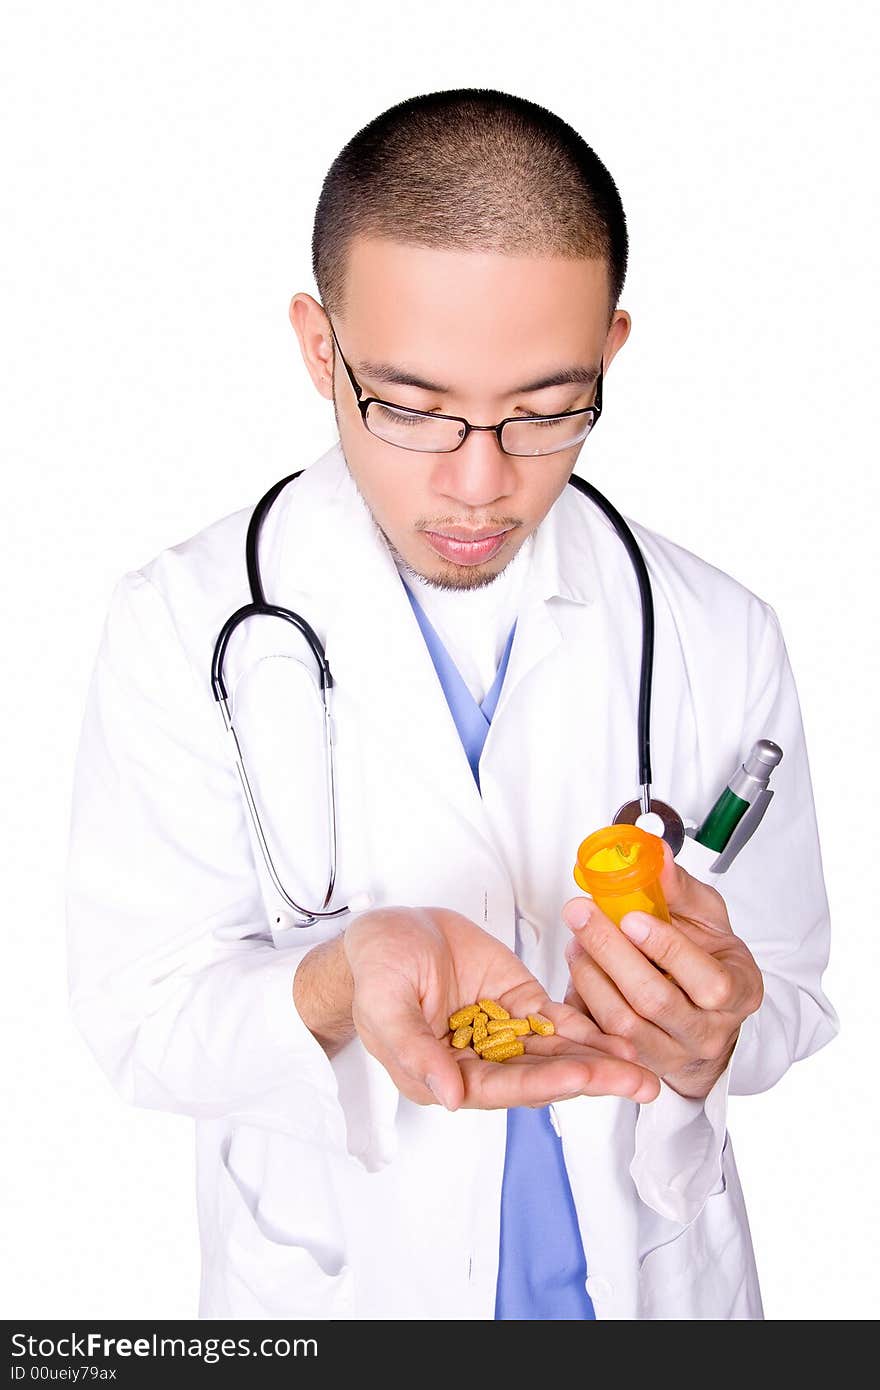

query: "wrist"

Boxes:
[292, 933, 356, 1058]
[663, 1027, 740, 1100]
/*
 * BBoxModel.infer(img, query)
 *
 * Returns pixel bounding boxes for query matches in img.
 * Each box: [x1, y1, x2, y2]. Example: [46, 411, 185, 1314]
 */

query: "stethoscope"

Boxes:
[211, 471, 686, 927]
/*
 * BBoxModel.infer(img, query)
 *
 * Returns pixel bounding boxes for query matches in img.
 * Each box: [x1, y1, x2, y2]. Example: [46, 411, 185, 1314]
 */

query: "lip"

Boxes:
[431, 527, 511, 542]
[423, 528, 513, 566]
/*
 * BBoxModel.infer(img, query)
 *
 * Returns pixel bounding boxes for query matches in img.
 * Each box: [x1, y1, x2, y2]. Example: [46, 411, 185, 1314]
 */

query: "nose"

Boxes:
[430, 425, 517, 508]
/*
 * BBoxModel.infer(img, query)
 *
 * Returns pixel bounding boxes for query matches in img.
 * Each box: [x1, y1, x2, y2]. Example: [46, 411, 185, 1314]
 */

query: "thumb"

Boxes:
[658, 834, 726, 924]
[658, 835, 688, 902]
[380, 994, 464, 1111]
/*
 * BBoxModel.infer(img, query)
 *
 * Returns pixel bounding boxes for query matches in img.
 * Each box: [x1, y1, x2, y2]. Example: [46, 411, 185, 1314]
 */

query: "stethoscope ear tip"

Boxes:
[270, 891, 373, 932]
[274, 910, 301, 931]
[347, 890, 373, 912]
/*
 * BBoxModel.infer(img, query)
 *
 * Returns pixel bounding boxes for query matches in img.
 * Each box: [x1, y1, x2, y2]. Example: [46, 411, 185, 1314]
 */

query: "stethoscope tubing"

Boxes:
[565, 473, 655, 812]
[211, 468, 657, 924]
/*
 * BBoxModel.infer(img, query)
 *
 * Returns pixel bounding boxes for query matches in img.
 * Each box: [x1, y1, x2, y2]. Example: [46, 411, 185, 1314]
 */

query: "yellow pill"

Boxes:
[449, 1004, 480, 1030]
[481, 1040, 525, 1062]
[527, 1013, 555, 1036]
[472, 1033, 502, 1055]
[480, 1026, 516, 1046]
[478, 999, 510, 1021]
[451, 1025, 474, 1049]
[472, 1014, 489, 1042]
[488, 1018, 527, 1035]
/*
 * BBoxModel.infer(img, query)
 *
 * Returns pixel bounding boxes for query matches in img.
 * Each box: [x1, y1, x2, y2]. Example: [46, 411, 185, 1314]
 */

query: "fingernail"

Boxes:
[425, 1074, 452, 1109]
[620, 913, 651, 943]
[564, 936, 584, 964]
[563, 899, 593, 930]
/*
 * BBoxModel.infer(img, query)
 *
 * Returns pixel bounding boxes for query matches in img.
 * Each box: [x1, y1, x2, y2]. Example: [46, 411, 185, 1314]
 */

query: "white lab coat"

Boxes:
[66, 439, 838, 1320]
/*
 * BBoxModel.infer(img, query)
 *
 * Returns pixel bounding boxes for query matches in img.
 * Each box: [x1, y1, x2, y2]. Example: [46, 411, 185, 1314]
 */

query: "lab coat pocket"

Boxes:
[636, 1146, 758, 1320]
[675, 829, 721, 883]
[213, 1146, 354, 1319]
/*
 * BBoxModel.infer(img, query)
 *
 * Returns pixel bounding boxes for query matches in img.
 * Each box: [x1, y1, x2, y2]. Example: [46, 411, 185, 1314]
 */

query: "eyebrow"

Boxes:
[355, 358, 600, 394]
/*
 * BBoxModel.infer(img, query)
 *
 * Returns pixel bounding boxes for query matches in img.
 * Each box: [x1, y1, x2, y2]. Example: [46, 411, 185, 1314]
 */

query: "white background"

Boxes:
[2, 0, 877, 1320]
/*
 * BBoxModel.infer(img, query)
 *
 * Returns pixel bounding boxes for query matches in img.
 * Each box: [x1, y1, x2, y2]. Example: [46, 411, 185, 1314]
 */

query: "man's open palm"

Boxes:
[344, 905, 660, 1110]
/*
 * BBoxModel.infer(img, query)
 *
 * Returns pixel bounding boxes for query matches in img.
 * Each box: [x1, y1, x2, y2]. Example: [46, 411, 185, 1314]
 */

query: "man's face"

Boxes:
[291, 236, 630, 591]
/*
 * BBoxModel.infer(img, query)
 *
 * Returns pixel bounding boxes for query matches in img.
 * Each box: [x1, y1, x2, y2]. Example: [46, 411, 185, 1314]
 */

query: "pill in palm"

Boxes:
[448, 1004, 481, 1029]
[527, 1013, 555, 1036]
[488, 1018, 529, 1035]
[444, 999, 555, 1064]
[478, 998, 510, 1021]
[481, 1039, 526, 1062]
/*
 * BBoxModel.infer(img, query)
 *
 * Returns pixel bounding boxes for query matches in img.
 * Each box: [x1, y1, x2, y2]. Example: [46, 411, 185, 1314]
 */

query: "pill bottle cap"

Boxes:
[573, 823, 666, 898]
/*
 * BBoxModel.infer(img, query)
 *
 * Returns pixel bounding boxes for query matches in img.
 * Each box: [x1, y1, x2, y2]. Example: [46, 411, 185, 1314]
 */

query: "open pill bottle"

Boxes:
[572, 823, 670, 928]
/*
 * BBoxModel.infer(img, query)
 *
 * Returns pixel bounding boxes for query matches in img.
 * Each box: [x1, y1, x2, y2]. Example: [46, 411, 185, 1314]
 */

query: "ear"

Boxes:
[289, 292, 335, 400]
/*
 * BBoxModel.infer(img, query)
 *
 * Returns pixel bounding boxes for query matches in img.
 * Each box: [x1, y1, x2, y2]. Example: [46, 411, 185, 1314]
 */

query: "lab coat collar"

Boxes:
[523, 474, 599, 610]
[269, 439, 602, 856]
[274, 437, 601, 609]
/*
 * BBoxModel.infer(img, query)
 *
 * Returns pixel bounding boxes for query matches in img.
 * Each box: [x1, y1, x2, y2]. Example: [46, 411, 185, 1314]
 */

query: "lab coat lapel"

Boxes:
[488, 600, 563, 728]
[323, 542, 497, 848]
[486, 479, 600, 727]
[270, 443, 604, 862]
[273, 444, 498, 855]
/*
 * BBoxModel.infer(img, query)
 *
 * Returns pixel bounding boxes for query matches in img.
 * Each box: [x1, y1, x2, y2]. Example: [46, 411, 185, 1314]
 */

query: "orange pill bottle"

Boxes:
[572, 823, 671, 928]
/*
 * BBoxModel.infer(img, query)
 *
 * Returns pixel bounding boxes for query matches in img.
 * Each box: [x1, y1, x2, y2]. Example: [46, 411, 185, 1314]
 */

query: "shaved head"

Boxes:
[311, 88, 628, 328]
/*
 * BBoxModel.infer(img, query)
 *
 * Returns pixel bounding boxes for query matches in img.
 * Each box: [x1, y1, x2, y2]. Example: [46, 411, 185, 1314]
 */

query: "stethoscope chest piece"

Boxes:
[613, 798, 686, 857]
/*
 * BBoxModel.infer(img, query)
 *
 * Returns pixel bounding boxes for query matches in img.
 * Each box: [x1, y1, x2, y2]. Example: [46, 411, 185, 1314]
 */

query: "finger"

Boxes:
[491, 979, 558, 1024]
[468, 982, 639, 1058]
[455, 1045, 660, 1108]
[618, 908, 741, 1014]
[565, 901, 707, 1044]
[564, 939, 676, 1060]
[563, 980, 595, 1016]
[656, 837, 733, 934]
[540, 997, 639, 1062]
[369, 993, 465, 1111]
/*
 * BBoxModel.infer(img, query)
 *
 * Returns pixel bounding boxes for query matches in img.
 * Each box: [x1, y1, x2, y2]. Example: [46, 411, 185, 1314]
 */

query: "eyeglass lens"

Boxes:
[364, 401, 596, 456]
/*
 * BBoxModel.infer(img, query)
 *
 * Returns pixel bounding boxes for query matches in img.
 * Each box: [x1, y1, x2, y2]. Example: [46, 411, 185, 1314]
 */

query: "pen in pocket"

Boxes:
[692, 739, 783, 872]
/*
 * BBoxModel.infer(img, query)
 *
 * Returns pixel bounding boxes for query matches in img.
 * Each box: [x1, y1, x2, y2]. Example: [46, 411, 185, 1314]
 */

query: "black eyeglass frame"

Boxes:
[326, 317, 603, 456]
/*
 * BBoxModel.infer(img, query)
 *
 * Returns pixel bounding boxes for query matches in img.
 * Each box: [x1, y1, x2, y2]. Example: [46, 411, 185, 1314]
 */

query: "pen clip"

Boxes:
[710, 788, 775, 873]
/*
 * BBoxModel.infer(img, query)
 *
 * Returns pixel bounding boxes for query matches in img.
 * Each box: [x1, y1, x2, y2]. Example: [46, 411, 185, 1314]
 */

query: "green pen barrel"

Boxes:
[694, 787, 750, 852]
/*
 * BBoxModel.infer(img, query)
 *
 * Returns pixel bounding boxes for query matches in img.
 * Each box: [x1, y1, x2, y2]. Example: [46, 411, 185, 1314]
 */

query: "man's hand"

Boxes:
[559, 837, 764, 1099]
[341, 905, 660, 1112]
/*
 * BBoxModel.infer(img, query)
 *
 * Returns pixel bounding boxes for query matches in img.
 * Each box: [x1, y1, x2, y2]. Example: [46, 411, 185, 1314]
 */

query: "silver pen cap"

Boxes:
[730, 739, 783, 800]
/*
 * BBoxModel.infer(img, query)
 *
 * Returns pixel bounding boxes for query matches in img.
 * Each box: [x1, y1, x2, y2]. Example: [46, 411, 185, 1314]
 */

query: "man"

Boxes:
[66, 88, 837, 1320]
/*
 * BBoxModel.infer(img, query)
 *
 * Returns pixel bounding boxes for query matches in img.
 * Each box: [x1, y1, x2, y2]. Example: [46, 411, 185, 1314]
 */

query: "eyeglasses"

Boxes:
[326, 317, 603, 457]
